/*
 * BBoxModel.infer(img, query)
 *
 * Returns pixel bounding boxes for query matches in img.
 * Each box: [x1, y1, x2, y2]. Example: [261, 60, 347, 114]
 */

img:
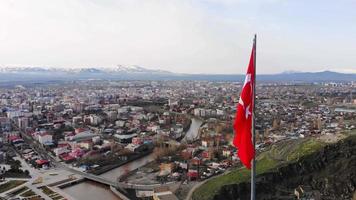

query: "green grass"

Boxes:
[0, 180, 27, 193]
[349, 129, 356, 135]
[7, 186, 28, 196]
[27, 196, 42, 200]
[41, 186, 55, 195]
[194, 168, 250, 200]
[192, 137, 326, 200]
[302, 100, 317, 108]
[20, 189, 36, 197]
[52, 195, 63, 200]
[287, 139, 325, 161]
[41, 186, 65, 200]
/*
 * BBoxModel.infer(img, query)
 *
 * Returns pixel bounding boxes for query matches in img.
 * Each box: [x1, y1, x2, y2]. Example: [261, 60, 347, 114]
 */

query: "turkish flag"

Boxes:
[233, 45, 255, 169]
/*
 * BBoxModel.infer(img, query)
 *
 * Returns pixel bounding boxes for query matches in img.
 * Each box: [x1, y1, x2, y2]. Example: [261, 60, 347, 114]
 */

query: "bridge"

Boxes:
[63, 166, 118, 186]
[62, 165, 176, 190]
[117, 181, 176, 190]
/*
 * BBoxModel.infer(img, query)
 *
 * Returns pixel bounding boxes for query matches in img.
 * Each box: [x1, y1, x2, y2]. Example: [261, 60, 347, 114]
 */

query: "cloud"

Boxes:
[0, 0, 355, 74]
[0, 0, 243, 73]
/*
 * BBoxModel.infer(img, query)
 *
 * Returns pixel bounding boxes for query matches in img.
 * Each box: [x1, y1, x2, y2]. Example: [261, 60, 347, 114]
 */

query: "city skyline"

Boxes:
[0, 0, 356, 74]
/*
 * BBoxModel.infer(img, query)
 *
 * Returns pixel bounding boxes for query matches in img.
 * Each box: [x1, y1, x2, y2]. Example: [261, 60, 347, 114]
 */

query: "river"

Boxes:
[183, 117, 203, 142]
[62, 180, 121, 200]
[61, 117, 203, 199]
[100, 152, 157, 181]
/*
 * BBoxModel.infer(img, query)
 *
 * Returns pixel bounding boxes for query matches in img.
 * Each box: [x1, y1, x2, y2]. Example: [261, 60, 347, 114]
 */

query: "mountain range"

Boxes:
[0, 65, 171, 74]
[0, 66, 355, 84]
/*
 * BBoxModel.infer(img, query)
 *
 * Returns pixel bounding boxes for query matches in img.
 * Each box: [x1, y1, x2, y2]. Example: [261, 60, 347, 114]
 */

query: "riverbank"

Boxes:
[88, 149, 153, 176]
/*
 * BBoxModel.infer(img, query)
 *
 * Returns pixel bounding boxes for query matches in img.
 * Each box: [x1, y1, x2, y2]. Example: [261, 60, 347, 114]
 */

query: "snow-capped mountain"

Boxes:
[0, 65, 172, 74]
[0, 67, 53, 73]
[111, 65, 153, 72]
[104, 65, 172, 74]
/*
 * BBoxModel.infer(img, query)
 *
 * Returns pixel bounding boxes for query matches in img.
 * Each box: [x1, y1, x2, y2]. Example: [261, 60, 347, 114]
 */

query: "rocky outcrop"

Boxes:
[213, 136, 356, 200]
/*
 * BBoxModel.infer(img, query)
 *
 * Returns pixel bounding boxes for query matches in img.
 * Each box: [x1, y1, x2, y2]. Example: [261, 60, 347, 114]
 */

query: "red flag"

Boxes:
[233, 45, 255, 169]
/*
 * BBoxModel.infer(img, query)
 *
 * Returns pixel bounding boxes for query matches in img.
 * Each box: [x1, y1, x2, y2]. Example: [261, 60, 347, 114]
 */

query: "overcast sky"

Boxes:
[0, 0, 355, 74]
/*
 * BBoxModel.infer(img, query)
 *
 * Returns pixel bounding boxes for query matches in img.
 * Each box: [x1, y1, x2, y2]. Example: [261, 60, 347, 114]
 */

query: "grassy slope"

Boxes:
[192, 137, 326, 200]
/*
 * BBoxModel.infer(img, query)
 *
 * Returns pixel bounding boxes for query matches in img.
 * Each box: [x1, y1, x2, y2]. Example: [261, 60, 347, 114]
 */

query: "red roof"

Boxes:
[75, 128, 86, 134]
[8, 135, 21, 141]
[187, 171, 198, 177]
[60, 153, 76, 161]
[57, 143, 70, 148]
[36, 159, 49, 165]
[69, 148, 85, 158]
[202, 151, 210, 158]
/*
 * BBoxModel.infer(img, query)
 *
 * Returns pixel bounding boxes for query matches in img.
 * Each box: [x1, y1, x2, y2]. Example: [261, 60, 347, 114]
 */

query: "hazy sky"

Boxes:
[0, 0, 355, 74]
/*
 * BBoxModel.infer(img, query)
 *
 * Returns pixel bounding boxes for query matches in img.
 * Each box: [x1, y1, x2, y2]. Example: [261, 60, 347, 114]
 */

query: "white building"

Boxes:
[18, 117, 29, 130]
[38, 133, 53, 145]
[89, 115, 102, 126]
[53, 146, 70, 156]
[216, 109, 225, 116]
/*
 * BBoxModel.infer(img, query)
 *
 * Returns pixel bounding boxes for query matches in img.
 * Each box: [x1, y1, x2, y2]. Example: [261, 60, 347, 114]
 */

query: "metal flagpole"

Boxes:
[251, 34, 257, 200]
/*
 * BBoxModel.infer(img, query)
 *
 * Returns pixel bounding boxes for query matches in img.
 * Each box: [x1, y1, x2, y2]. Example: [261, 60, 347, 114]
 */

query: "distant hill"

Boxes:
[257, 70, 356, 82]
[0, 66, 355, 83]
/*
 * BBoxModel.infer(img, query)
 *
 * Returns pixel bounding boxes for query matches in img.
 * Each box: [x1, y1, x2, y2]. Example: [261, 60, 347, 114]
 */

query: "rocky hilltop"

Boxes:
[211, 135, 356, 200]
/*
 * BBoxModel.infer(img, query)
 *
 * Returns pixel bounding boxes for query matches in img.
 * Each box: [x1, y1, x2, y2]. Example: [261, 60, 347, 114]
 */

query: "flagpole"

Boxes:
[251, 34, 257, 200]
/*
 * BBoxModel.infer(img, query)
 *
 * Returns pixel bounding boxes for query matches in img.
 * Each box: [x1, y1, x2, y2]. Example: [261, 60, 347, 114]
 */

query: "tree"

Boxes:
[14, 160, 21, 168]
[10, 163, 20, 172]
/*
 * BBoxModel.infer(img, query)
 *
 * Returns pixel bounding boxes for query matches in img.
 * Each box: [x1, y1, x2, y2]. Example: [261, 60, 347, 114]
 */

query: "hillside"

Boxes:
[192, 133, 356, 200]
